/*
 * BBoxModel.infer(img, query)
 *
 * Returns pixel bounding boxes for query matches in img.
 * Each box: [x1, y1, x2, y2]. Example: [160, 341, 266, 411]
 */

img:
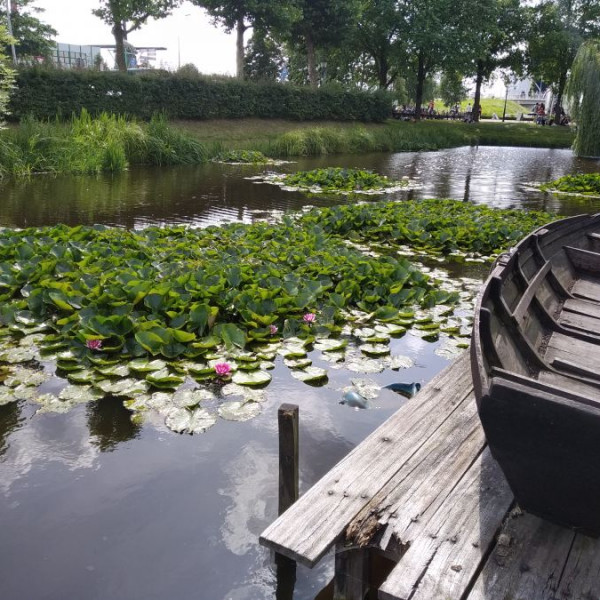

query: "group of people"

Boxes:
[532, 102, 570, 126]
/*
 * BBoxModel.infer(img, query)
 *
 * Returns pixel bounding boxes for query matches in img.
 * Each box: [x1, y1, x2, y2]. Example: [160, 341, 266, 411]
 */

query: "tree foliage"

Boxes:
[93, 0, 180, 71]
[566, 40, 600, 157]
[0, 0, 56, 61]
[0, 25, 16, 122]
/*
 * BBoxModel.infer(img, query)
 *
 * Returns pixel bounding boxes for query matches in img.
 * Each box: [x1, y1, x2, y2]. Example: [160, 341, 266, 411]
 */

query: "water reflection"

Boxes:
[1, 147, 599, 229]
[87, 396, 141, 452]
[0, 402, 22, 458]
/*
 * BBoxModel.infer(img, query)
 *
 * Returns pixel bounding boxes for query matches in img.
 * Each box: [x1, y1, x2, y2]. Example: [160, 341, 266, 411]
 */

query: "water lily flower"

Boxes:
[269, 324, 278, 335]
[214, 362, 232, 377]
[303, 313, 316, 324]
[86, 339, 102, 351]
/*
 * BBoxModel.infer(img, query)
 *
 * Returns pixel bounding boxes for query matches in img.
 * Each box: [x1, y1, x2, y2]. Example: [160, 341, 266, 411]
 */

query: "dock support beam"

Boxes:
[333, 543, 369, 600]
[278, 403, 299, 515]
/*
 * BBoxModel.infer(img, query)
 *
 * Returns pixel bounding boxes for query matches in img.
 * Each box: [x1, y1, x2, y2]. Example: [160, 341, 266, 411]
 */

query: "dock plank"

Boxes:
[379, 449, 513, 600]
[259, 351, 473, 567]
[556, 534, 600, 599]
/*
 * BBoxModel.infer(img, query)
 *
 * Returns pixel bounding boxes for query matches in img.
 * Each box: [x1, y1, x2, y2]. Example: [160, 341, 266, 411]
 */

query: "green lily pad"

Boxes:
[232, 370, 271, 386]
[146, 368, 185, 388]
[346, 358, 385, 374]
[291, 366, 328, 383]
[360, 343, 391, 356]
[0, 347, 38, 363]
[95, 364, 131, 378]
[221, 382, 267, 402]
[128, 358, 167, 373]
[284, 357, 312, 369]
[322, 351, 345, 363]
[314, 338, 347, 352]
[13, 384, 37, 400]
[67, 369, 98, 384]
[218, 400, 261, 421]
[59, 384, 104, 403]
[172, 388, 215, 408]
[165, 407, 218, 433]
[34, 393, 74, 414]
[0, 386, 16, 405]
[4, 366, 49, 387]
[95, 378, 150, 396]
[279, 345, 307, 359]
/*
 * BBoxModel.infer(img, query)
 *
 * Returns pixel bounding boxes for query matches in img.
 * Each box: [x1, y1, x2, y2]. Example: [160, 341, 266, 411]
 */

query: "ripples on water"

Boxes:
[2, 146, 599, 229]
[0, 147, 599, 600]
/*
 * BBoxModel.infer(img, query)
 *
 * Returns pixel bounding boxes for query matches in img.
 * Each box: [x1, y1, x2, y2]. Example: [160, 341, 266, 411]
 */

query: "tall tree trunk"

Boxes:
[306, 31, 318, 88]
[471, 60, 484, 123]
[554, 70, 567, 124]
[112, 21, 127, 72]
[236, 17, 245, 79]
[377, 55, 389, 89]
[414, 52, 426, 121]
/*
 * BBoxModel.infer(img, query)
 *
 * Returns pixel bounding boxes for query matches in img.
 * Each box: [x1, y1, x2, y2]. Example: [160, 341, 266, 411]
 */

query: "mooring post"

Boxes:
[278, 403, 299, 515]
[275, 403, 299, 600]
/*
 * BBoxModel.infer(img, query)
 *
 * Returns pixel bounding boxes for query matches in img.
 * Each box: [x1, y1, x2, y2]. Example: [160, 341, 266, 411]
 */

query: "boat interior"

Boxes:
[474, 213, 600, 405]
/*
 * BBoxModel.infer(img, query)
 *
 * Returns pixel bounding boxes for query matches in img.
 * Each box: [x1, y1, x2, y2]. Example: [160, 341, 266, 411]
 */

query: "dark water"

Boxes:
[1, 146, 599, 229]
[0, 146, 599, 600]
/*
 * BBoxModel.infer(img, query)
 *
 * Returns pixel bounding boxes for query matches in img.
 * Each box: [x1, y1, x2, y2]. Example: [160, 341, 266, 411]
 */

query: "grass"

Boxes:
[174, 118, 575, 158]
[435, 98, 530, 119]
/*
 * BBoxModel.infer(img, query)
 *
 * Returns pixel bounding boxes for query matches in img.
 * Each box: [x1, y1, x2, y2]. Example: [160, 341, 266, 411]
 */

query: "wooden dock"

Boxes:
[260, 351, 600, 599]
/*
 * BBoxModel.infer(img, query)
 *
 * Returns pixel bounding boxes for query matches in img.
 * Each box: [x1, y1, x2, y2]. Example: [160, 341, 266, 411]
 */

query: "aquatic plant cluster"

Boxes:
[280, 167, 405, 193]
[0, 199, 553, 431]
[297, 199, 553, 256]
[540, 173, 600, 196]
[213, 150, 272, 164]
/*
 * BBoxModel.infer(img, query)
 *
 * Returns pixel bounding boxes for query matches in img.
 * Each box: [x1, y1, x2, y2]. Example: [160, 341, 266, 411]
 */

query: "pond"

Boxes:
[0, 146, 599, 600]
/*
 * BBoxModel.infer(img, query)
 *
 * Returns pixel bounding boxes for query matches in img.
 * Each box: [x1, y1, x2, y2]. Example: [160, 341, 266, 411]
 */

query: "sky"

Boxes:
[32, 0, 238, 74]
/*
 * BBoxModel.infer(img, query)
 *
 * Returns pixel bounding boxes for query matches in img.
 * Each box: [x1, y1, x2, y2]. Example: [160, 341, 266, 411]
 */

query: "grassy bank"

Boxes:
[0, 113, 575, 177]
[176, 118, 575, 158]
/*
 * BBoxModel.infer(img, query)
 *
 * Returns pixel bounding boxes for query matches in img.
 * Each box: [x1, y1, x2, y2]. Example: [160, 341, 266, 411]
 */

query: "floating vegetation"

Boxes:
[214, 149, 285, 165]
[0, 199, 551, 432]
[539, 173, 600, 198]
[256, 167, 409, 195]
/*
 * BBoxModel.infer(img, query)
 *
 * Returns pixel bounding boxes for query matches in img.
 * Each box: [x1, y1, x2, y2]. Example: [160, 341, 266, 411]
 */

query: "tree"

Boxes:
[93, 0, 180, 72]
[0, 25, 16, 122]
[0, 0, 56, 61]
[398, 0, 472, 119]
[243, 28, 284, 82]
[438, 71, 468, 106]
[526, 0, 600, 125]
[286, 0, 359, 87]
[566, 40, 600, 157]
[191, 0, 296, 79]
[465, 0, 526, 123]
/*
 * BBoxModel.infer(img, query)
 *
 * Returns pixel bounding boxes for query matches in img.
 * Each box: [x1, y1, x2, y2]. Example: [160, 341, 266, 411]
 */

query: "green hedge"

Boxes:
[9, 69, 391, 122]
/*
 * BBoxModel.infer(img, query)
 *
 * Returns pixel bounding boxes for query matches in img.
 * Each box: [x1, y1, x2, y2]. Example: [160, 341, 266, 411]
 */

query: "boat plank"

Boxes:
[559, 309, 600, 335]
[571, 276, 600, 303]
[259, 352, 473, 567]
[565, 245, 600, 273]
[466, 512, 575, 600]
[512, 261, 551, 323]
[378, 449, 513, 600]
[563, 297, 600, 319]
[545, 333, 600, 375]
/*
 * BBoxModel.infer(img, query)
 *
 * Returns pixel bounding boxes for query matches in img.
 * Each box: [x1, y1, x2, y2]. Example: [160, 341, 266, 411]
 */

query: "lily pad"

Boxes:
[346, 358, 385, 374]
[34, 393, 74, 414]
[0, 386, 16, 406]
[390, 355, 415, 370]
[172, 388, 215, 408]
[350, 378, 381, 400]
[95, 378, 150, 396]
[165, 407, 218, 433]
[128, 358, 167, 373]
[360, 343, 391, 356]
[95, 364, 130, 378]
[0, 347, 38, 363]
[314, 338, 347, 352]
[218, 400, 261, 421]
[284, 357, 312, 369]
[67, 369, 98, 384]
[59, 384, 104, 403]
[291, 366, 328, 383]
[13, 384, 37, 400]
[4, 366, 49, 387]
[221, 383, 267, 403]
[232, 370, 271, 386]
[146, 368, 185, 389]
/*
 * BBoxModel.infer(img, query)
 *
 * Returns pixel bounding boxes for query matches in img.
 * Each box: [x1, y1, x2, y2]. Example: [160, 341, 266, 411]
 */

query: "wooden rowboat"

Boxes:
[471, 213, 600, 536]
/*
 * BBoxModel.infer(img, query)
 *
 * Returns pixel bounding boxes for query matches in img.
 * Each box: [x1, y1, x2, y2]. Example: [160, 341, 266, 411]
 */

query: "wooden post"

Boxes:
[333, 543, 369, 600]
[278, 403, 299, 515]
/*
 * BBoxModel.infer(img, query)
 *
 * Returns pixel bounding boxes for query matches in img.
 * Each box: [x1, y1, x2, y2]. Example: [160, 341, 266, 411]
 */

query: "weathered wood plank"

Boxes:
[259, 351, 472, 567]
[545, 332, 600, 376]
[555, 533, 600, 599]
[346, 392, 482, 552]
[563, 297, 600, 319]
[572, 276, 600, 303]
[558, 309, 600, 335]
[512, 261, 551, 324]
[278, 403, 299, 515]
[378, 449, 513, 600]
[333, 543, 369, 600]
[565, 246, 600, 274]
[466, 510, 575, 600]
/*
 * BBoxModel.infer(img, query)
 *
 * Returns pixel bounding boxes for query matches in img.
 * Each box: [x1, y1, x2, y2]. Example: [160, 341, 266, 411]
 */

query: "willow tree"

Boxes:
[566, 40, 600, 158]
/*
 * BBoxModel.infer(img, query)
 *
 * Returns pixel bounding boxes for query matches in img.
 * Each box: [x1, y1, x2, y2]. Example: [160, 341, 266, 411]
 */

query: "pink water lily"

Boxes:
[269, 324, 278, 335]
[303, 313, 316, 324]
[214, 362, 232, 376]
[86, 339, 102, 351]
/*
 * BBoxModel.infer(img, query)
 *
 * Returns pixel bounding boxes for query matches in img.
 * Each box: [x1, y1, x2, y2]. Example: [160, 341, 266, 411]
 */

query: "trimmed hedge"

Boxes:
[9, 68, 391, 123]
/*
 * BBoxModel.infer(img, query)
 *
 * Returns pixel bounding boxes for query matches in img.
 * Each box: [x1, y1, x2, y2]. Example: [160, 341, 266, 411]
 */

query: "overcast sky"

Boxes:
[32, 0, 237, 73]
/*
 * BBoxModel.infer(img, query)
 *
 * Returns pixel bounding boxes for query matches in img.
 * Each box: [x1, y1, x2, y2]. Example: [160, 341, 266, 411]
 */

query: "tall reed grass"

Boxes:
[0, 110, 209, 177]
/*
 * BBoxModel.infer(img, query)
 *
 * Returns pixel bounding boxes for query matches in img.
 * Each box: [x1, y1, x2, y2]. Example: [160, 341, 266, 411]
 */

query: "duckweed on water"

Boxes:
[0, 199, 554, 431]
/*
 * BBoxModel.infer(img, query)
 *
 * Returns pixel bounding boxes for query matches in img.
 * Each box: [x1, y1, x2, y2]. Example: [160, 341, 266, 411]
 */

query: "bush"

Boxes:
[9, 68, 392, 123]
